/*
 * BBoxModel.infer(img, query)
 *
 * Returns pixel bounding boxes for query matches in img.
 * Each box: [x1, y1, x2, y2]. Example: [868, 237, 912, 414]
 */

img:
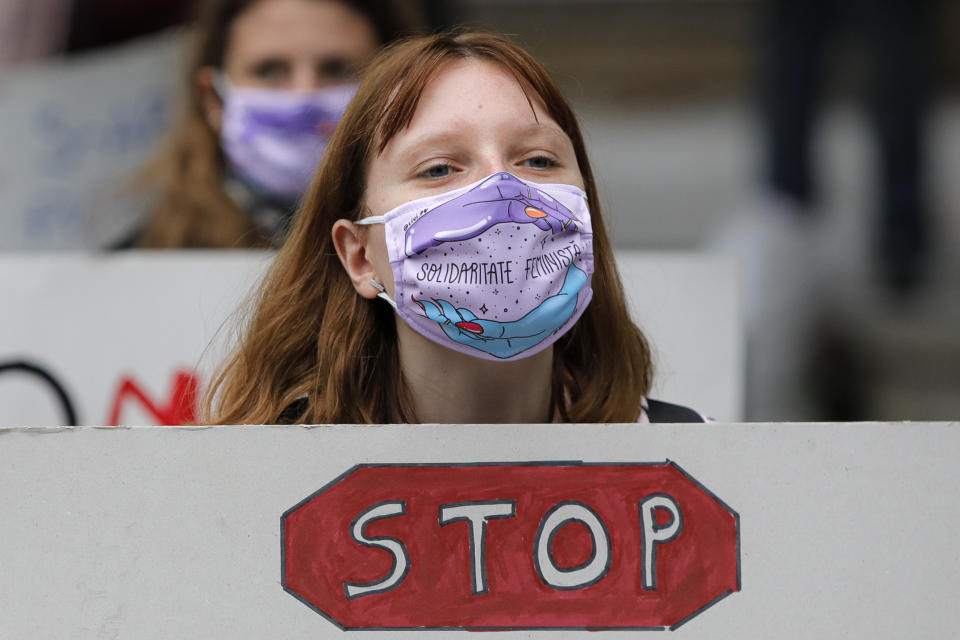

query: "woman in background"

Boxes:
[204, 33, 704, 424]
[123, 0, 425, 248]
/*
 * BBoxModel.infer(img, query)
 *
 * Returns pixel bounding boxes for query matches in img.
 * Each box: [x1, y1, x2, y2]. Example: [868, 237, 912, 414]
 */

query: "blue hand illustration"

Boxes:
[414, 264, 588, 359]
[404, 172, 580, 256]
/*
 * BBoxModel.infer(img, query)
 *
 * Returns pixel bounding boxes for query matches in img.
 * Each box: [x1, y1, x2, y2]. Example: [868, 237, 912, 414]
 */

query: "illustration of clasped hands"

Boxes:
[359, 172, 594, 360]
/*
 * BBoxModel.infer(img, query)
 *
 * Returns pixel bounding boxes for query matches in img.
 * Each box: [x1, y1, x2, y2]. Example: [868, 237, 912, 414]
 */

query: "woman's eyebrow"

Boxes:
[391, 131, 462, 162]
[513, 123, 570, 145]
[394, 123, 570, 161]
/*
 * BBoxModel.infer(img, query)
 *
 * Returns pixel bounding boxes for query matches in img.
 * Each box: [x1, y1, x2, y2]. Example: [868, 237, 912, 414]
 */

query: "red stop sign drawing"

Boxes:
[282, 461, 740, 630]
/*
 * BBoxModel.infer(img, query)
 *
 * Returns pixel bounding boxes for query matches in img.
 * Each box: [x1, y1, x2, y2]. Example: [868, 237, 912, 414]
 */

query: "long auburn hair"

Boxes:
[134, 0, 424, 248]
[203, 32, 653, 424]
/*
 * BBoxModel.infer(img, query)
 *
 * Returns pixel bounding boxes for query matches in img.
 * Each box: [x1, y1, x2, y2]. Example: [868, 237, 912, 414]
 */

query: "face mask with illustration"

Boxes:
[216, 77, 357, 205]
[356, 172, 594, 361]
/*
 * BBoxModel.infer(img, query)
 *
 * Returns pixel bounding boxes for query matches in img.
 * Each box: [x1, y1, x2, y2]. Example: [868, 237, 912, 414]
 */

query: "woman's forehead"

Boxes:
[381, 58, 567, 156]
[228, 0, 376, 61]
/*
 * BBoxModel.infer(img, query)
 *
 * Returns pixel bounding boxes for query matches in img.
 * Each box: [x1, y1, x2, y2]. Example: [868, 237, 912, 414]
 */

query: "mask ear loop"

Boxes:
[353, 216, 395, 308]
[212, 71, 230, 100]
[369, 278, 398, 310]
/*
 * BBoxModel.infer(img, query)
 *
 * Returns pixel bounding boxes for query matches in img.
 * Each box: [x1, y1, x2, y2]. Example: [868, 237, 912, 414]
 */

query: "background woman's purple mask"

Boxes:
[218, 81, 357, 204]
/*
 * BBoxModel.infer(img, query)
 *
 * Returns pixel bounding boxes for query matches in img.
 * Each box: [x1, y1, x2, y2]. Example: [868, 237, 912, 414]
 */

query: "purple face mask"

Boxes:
[217, 78, 357, 204]
[357, 172, 594, 361]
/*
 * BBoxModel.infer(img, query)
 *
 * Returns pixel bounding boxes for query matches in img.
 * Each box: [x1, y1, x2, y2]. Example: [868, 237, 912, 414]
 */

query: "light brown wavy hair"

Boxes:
[203, 32, 653, 424]
[134, 0, 424, 248]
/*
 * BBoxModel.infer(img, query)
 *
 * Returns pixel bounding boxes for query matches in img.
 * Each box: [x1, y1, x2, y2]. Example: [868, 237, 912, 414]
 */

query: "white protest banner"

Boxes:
[0, 421, 955, 638]
[0, 252, 270, 426]
[0, 30, 183, 250]
[0, 251, 741, 427]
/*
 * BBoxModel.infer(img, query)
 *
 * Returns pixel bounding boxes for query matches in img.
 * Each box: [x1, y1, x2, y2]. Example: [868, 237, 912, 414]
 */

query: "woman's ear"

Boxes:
[331, 219, 382, 299]
[196, 66, 223, 133]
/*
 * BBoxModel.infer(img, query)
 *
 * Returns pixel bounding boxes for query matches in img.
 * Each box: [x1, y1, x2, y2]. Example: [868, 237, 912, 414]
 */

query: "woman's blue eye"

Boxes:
[524, 156, 555, 169]
[423, 164, 452, 178]
[252, 59, 289, 81]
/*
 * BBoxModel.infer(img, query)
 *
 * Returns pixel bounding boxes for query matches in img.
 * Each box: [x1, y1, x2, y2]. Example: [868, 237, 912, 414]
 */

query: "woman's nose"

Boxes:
[477, 159, 512, 178]
[291, 65, 320, 91]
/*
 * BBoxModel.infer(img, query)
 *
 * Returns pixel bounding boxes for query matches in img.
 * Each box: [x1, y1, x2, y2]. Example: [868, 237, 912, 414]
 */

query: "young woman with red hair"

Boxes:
[204, 33, 703, 424]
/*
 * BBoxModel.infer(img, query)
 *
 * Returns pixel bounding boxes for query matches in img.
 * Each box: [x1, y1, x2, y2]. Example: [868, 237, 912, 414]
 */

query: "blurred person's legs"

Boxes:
[708, 0, 836, 420]
[738, 0, 939, 421]
[867, 0, 935, 293]
[765, 0, 834, 212]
